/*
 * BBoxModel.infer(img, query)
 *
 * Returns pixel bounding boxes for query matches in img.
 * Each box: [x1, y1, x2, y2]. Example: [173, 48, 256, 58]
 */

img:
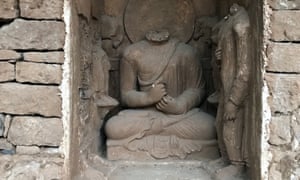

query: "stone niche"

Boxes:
[67, 0, 262, 179]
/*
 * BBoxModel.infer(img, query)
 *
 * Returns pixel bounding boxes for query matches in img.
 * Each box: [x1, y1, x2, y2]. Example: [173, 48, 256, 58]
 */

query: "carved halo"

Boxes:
[124, 0, 195, 43]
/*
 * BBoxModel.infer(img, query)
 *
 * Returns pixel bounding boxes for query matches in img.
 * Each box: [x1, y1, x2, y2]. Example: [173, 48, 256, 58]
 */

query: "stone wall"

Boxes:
[0, 0, 299, 179]
[0, 0, 65, 179]
[264, 0, 300, 179]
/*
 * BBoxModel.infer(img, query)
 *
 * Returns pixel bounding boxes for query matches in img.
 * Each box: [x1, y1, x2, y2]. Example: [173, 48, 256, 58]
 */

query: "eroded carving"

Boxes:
[105, 30, 219, 160]
[214, 4, 251, 179]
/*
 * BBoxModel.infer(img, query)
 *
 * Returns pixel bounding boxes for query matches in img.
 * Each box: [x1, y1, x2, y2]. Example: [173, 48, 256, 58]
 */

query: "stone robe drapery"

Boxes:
[105, 38, 217, 159]
[215, 8, 251, 165]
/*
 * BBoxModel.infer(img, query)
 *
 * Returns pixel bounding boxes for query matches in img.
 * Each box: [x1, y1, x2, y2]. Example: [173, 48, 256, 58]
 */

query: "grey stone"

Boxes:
[20, 0, 63, 19]
[124, 0, 195, 43]
[76, 0, 91, 20]
[269, 116, 291, 145]
[16, 62, 62, 84]
[0, 19, 65, 50]
[267, 43, 300, 73]
[0, 138, 14, 151]
[0, 62, 15, 82]
[291, 109, 300, 145]
[0, 155, 63, 180]
[270, 11, 300, 41]
[40, 147, 60, 154]
[265, 74, 300, 114]
[0, 50, 21, 60]
[0, 0, 18, 19]
[108, 162, 211, 180]
[3, 115, 12, 138]
[23, 51, 64, 64]
[0, 83, 62, 117]
[0, 114, 4, 137]
[103, 0, 127, 17]
[268, 0, 300, 10]
[269, 163, 282, 180]
[8, 116, 63, 146]
[16, 146, 40, 155]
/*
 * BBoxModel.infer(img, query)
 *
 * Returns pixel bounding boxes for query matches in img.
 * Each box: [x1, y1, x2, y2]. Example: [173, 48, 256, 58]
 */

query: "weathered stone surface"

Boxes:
[0, 62, 15, 82]
[268, 0, 300, 10]
[16, 62, 62, 84]
[8, 116, 63, 146]
[103, 0, 127, 17]
[0, 50, 21, 60]
[0, 19, 65, 50]
[0, 0, 18, 19]
[291, 109, 300, 149]
[91, 0, 102, 19]
[0, 83, 62, 117]
[265, 74, 300, 114]
[270, 11, 300, 41]
[3, 115, 12, 138]
[267, 43, 300, 73]
[269, 116, 291, 145]
[0, 114, 4, 137]
[0, 138, 14, 151]
[76, 0, 91, 20]
[23, 51, 64, 64]
[192, 0, 216, 16]
[0, 115, 11, 138]
[20, 0, 63, 19]
[16, 146, 40, 155]
[0, 155, 63, 180]
[269, 163, 282, 180]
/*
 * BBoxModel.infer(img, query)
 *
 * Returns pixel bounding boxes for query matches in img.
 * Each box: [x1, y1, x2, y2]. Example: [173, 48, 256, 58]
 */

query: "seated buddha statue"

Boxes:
[105, 30, 219, 160]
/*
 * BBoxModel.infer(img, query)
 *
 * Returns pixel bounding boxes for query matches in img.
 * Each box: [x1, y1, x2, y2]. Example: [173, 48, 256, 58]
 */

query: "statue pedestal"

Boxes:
[106, 135, 220, 161]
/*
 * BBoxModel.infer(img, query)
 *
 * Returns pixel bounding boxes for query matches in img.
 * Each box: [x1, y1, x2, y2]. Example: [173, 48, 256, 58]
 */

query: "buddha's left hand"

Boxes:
[155, 95, 185, 115]
[224, 101, 238, 121]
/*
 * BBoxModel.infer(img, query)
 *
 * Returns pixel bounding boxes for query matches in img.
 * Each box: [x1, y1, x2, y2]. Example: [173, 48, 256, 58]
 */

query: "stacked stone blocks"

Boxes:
[0, 0, 64, 179]
[266, 0, 300, 179]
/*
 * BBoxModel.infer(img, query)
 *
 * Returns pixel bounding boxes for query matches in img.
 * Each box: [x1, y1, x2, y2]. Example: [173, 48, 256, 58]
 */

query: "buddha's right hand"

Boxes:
[147, 83, 167, 103]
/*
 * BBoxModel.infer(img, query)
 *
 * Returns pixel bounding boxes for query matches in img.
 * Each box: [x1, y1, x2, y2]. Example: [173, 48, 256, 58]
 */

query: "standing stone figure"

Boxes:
[214, 4, 251, 179]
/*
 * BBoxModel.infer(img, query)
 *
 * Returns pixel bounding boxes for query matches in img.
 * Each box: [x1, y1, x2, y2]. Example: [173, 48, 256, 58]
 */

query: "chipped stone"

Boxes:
[3, 115, 12, 138]
[267, 43, 300, 73]
[20, 0, 63, 19]
[0, 50, 21, 60]
[269, 163, 282, 180]
[0, 114, 4, 137]
[16, 146, 40, 155]
[0, 0, 18, 19]
[291, 110, 300, 148]
[270, 11, 300, 41]
[0, 138, 14, 151]
[16, 62, 62, 84]
[268, 0, 300, 10]
[0, 83, 62, 117]
[269, 116, 291, 145]
[8, 116, 63, 146]
[0, 19, 65, 50]
[0, 62, 15, 82]
[265, 74, 300, 114]
[23, 51, 64, 64]
[0, 156, 63, 180]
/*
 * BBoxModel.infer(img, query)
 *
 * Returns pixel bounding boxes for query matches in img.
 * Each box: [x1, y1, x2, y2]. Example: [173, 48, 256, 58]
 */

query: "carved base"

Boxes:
[106, 135, 220, 161]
